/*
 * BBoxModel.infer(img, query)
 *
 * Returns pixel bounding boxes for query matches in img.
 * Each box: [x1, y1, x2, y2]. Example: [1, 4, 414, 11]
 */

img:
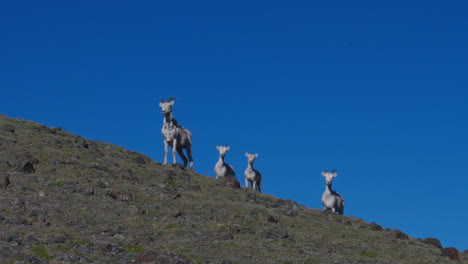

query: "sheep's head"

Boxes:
[159, 98, 177, 116]
[216, 145, 230, 158]
[322, 169, 337, 185]
[245, 153, 258, 164]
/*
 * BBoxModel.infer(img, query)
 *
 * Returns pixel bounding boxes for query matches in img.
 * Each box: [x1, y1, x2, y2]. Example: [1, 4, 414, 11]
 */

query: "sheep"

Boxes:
[244, 153, 262, 192]
[321, 169, 344, 215]
[159, 98, 193, 168]
[214, 145, 236, 179]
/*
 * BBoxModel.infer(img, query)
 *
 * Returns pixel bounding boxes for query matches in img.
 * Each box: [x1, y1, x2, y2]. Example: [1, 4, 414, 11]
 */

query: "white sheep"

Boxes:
[244, 153, 262, 192]
[321, 169, 344, 215]
[214, 145, 236, 179]
[159, 98, 193, 168]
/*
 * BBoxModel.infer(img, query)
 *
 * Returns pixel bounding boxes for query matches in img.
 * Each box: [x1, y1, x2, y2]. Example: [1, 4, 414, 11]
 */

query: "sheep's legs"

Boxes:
[186, 144, 193, 168]
[172, 139, 177, 164]
[163, 140, 169, 165]
[177, 148, 188, 167]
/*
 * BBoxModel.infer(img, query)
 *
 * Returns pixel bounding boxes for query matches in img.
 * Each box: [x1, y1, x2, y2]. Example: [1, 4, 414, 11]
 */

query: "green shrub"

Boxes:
[124, 245, 145, 253]
[30, 245, 55, 259]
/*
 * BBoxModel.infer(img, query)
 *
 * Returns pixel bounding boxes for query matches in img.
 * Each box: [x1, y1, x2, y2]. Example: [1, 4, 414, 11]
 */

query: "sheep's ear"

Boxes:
[216, 146, 220, 150]
[322, 172, 326, 177]
[245, 153, 249, 157]
[227, 146, 230, 150]
[159, 102, 163, 107]
[332, 173, 338, 178]
[254, 154, 258, 158]
[169, 101, 175, 106]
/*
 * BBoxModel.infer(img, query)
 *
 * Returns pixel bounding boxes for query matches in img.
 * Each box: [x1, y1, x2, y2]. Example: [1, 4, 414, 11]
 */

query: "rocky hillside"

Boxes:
[0, 114, 466, 264]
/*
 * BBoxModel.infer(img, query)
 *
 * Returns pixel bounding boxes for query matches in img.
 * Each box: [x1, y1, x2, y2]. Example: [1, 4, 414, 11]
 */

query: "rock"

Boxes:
[284, 202, 300, 217]
[34, 125, 61, 134]
[171, 163, 186, 170]
[386, 229, 409, 240]
[92, 163, 110, 172]
[47, 234, 67, 243]
[190, 185, 202, 192]
[421, 237, 442, 248]
[1, 176, 9, 189]
[107, 190, 133, 202]
[137, 252, 192, 264]
[7, 217, 28, 225]
[369, 222, 383, 231]
[74, 138, 92, 149]
[0, 124, 15, 133]
[264, 214, 279, 223]
[265, 230, 289, 240]
[129, 152, 152, 164]
[221, 176, 240, 189]
[172, 192, 182, 200]
[96, 180, 107, 188]
[173, 210, 183, 218]
[78, 186, 95, 195]
[441, 247, 460, 261]
[118, 168, 139, 184]
[16, 154, 39, 173]
[102, 244, 124, 253]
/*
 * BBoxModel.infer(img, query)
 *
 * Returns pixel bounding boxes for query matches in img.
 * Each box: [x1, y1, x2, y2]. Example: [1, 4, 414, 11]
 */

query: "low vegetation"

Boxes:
[0, 114, 466, 263]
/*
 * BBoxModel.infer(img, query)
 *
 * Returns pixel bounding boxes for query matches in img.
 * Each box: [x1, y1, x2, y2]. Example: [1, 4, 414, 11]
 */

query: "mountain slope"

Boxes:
[0, 114, 465, 264]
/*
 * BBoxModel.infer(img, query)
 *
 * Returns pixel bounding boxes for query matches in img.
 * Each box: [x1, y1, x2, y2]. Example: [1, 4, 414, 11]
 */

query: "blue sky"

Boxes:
[1, 0, 467, 250]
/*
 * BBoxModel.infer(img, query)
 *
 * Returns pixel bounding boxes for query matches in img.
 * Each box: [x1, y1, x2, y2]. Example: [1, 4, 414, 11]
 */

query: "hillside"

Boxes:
[0, 114, 466, 264]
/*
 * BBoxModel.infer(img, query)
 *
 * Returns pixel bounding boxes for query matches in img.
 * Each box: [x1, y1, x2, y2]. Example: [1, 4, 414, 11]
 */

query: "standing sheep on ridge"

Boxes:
[159, 98, 193, 168]
[214, 145, 236, 179]
[321, 169, 344, 215]
[244, 153, 262, 192]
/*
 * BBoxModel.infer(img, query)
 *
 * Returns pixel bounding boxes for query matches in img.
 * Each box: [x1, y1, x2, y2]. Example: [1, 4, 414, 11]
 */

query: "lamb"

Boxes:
[214, 145, 236, 179]
[244, 153, 262, 192]
[159, 98, 193, 168]
[321, 169, 344, 215]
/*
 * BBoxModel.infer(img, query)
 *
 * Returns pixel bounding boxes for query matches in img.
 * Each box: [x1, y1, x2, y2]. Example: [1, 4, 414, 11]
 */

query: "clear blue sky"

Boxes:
[1, 0, 467, 251]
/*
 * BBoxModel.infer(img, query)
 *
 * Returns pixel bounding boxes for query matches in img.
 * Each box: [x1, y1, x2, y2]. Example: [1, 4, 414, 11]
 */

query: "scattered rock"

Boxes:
[190, 185, 202, 192]
[137, 251, 192, 264]
[16, 154, 39, 173]
[369, 222, 383, 231]
[264, 214, 279, 223]
[47, 234, 67, 243]
[118, 168, 139, 184]
[173, 210, 183, 218]
[92, 163, 110, 172]
[420, 237, 442, 248]
[73, 137, 96, 149]
[130, 152, 152, 164]
[102, 244, 124, 253]
[172, 192, 182, 200]
[1, 176, 10, 189]
[0, 124, 15, 133]
[102, 229, 116, 236]
[265, 230, 289, 240]
[107, 190, 133, 202]
[284, 202, 299, 216]
[34, 125, 61, 134]
[171, 163, 185, 170]
[221, 176, 240, 189]
[387, 229, 409, 240]
[7, 217, 28, 225]
[96, 180, 107, 189]
[78, 186, 95, 195]
[441, 247, 460, 261]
